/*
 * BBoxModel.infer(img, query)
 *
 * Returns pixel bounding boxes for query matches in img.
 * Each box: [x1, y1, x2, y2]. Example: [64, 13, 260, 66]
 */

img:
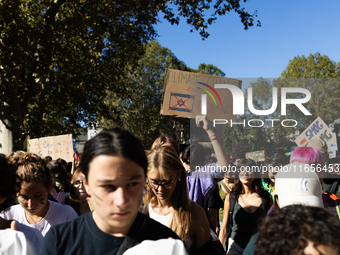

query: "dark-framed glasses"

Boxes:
[147, 175, 177, 190]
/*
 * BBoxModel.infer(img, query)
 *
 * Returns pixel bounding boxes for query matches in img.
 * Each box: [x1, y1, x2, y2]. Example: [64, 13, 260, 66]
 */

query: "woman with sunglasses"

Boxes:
[68, 169, 92, 215]
[143, 145, 211, 254]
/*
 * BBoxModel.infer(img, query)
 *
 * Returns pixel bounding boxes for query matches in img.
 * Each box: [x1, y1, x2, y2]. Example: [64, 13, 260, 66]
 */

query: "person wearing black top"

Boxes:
[41, 210, 179, 255]
[41, 128, 179, 255]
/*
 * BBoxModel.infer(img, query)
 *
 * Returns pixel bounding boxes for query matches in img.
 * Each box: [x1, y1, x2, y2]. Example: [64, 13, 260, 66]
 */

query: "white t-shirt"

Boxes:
[0, 200, 78, 236]
[0, 229, 37, 255]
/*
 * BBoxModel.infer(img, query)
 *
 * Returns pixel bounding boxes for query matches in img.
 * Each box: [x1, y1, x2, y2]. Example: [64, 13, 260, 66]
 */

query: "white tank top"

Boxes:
[148, 204, 196, 251]
[148, 204, 172, 226]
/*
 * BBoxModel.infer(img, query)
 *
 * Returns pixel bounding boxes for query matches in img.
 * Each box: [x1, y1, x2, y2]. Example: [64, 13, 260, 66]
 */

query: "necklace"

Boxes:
[158, 206, 171, 216]
[25, 203, 49, 224]
[25, 204, 49, 234]
[25, 211, 46, 233]
[25, 211, 41, 224]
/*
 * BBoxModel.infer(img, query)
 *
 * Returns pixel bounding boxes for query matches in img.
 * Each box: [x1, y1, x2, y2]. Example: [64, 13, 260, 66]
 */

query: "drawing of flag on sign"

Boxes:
[168, 92, 195, 113]
[299, 138, 307, 145]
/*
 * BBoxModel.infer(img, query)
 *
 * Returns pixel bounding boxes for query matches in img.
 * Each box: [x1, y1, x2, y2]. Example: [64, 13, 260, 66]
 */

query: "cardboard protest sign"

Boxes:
[295, 116, 336, 147]
[29, 134, 73, 162]
[160, 69, 242, 121]
[246, 150, 266, 162]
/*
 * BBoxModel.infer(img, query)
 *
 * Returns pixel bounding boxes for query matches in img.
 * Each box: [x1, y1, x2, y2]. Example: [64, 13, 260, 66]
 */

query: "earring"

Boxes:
[179, 177, 181, 182]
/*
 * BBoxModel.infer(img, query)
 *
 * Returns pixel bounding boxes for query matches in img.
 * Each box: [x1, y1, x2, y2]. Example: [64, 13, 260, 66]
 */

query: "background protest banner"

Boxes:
[295, 116, 336, 148]
[328, 138, 338, 158]
[246, 150, 266, 162]
[160, 69, 242, 121]
[29, 134, 73, 162]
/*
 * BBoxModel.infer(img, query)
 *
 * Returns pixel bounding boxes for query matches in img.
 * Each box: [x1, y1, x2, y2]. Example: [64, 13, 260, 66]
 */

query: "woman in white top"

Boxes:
[0, 153, 42, 254]
[143, 146, 211, 254]
[1, 153, 77, 236]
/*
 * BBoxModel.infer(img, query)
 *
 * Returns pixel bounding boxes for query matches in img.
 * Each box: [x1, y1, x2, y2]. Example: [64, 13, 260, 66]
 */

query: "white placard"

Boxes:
[295, 116, 336, 147]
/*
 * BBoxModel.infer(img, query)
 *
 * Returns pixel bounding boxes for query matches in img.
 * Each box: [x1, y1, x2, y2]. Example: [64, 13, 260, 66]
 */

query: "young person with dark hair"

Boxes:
[0, 154, 42, 254]
[219, 159, 271, 255]
[231, 153, 243, 165]
[46, 160, 70, 204]
[181, 145, 191, 173]
[40, 128, 180, 255]
[255, 205, 340, 255]
[1, 152, 77, 236]
[2, 153, 77, 236]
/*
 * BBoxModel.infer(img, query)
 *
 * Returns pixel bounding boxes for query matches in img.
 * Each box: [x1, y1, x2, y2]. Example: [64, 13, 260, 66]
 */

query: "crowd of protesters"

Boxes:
[1, 115, 340, 255]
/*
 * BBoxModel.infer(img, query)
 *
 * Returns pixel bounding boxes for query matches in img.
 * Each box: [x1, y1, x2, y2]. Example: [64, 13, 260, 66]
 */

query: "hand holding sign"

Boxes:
[196, 115, 212, 131]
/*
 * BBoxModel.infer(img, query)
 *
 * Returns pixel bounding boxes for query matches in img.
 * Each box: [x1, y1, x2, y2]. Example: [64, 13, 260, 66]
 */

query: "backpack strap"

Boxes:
[324, 179, 340, 201]
[220, 181, 230, 194]
[116, 236, 137, 255]
[227, 193, 236, 240]
[116, 213, 146, 255]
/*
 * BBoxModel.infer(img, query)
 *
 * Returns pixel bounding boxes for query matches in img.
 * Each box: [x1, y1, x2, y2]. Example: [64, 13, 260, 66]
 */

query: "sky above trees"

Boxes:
[155, 0, 340, 78]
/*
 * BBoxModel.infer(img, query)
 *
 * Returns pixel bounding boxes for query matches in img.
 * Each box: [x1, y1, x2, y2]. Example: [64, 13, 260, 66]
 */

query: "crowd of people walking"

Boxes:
[1, 116, 340, 255]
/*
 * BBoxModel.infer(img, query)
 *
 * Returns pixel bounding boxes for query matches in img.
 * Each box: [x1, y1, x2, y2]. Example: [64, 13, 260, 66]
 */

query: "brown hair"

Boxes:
[16, 152, 52, 190]
[151, 135, 179, 155]
[143, 146, 191, 246]
[69, 168, 87, 202]
[7, 150, 26, 167]
[46, 160, 70, 192]
[232, 158, 265, 199]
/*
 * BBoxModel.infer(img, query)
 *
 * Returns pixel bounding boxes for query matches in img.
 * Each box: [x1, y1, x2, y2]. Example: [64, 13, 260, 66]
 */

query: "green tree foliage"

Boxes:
[279, 53, 340, 128]
[188, 63, 226, 77]
[0, 0, 260, 150]
[281, 53, 340, 78]
[98, 40, 190, 149]
[158, 0, 261, 39]
[0, 0, 160, 149]
[99, 41, 227, 149]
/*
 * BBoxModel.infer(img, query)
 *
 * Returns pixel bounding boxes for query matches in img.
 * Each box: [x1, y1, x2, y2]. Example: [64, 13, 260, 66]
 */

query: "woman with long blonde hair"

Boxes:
[143, 146, 211, 254]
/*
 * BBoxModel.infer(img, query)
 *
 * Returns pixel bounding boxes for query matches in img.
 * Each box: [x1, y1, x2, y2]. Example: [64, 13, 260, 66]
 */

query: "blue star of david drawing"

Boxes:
[177, 98, 185, 107]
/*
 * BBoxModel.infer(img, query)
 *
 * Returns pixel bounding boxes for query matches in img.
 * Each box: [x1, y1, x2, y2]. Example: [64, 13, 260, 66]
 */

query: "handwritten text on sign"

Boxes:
[295, 117, 336, 147]
[29, 134, 73, 162]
